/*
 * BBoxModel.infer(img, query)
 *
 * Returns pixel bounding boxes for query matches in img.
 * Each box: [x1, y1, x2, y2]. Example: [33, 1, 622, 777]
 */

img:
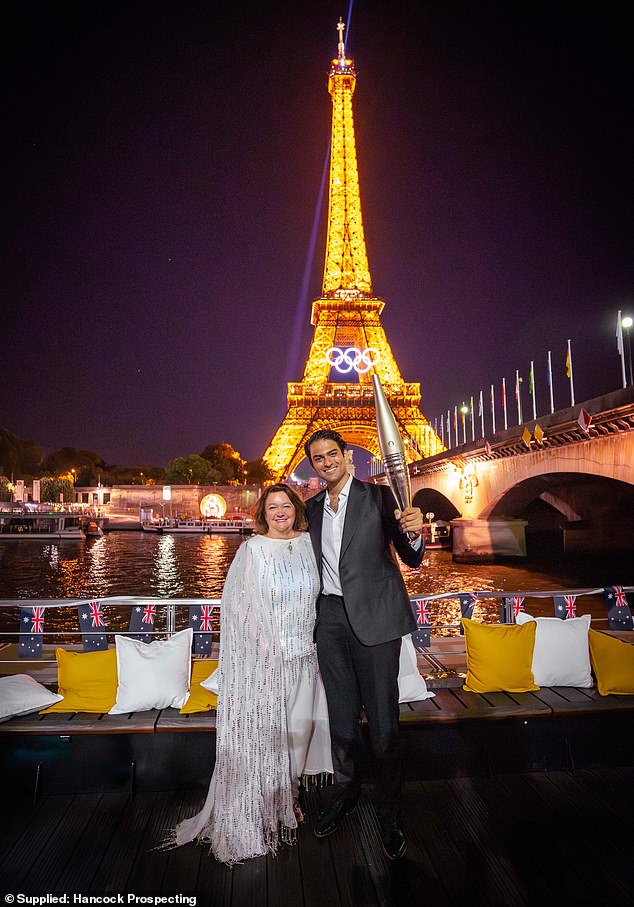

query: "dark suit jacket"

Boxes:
[306, 477, 423, 646]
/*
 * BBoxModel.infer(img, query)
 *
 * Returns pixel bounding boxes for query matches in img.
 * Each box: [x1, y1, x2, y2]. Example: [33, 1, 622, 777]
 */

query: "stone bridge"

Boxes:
[406, 387, 634, 560]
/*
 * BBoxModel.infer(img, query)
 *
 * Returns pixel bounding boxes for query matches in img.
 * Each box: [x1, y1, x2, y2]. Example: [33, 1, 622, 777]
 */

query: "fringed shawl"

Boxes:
[174, 533, 325, 863]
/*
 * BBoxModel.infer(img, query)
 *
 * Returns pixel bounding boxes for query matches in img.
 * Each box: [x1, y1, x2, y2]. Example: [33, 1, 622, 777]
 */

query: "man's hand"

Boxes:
[395, 506, 423, 538]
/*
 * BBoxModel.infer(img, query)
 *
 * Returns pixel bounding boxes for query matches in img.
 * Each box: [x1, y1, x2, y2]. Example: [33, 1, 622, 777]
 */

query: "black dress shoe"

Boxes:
[380, 819, 407, 861]
[314, 798, 357, 838]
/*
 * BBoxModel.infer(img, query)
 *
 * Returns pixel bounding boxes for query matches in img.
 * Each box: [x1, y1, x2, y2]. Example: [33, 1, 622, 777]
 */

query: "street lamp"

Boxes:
[623, 316, 633, 386]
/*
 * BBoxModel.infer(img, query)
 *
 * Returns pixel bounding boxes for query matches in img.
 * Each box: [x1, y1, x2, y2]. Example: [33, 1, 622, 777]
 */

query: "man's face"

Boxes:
[308, 439, 348, 487]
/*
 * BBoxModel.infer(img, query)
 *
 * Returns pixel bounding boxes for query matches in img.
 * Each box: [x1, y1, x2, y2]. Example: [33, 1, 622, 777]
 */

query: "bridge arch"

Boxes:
[412, 488, 461, 522]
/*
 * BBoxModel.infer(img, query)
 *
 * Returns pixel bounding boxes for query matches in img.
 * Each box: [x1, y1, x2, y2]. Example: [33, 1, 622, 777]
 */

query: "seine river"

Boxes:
[1, 532, 631, 634]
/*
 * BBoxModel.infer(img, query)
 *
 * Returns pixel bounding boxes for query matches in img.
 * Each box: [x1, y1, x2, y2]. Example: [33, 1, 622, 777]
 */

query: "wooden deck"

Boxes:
[1, 770, 633, 905]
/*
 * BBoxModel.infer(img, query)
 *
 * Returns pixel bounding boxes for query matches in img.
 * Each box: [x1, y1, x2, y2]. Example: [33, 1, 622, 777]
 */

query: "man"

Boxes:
[304, 428, 424, 860]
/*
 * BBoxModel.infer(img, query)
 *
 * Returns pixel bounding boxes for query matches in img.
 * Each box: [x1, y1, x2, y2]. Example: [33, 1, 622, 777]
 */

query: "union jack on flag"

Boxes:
[128, 602, 157, 642]
[512, 596, 525, 617]
[30, 606, 45, 633]
[564, 595, 577, 619]
[142, 604, 156, 625]
[89, 602, 105, 627]
[199, 606, 214, 631]
[416, 600, 430, 625]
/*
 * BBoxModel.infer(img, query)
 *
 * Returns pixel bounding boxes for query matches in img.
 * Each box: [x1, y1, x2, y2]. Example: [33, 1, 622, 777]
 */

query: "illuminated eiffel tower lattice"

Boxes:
[263, 20, 443, 480]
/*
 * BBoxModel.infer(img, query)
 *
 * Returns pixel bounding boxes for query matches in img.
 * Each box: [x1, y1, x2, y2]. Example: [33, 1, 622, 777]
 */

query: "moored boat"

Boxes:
[142, 517, 253, 534]
[0, 506, 85, 539]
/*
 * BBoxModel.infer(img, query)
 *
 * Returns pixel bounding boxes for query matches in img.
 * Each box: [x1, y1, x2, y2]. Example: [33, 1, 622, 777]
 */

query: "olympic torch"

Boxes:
[372, 374, 411, 513]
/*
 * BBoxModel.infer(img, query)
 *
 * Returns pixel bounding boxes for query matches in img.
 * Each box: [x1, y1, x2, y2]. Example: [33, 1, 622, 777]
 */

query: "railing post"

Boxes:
[166, 602, 176, 634]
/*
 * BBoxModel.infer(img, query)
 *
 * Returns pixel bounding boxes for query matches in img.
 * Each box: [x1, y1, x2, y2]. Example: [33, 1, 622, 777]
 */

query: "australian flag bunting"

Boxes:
[18, 606, 45, 658]
[603, 586, 634, 631]
[128, 602, 157, 642]
[189, 604, 215, 656]
[77, 601, 109, 651]
[553, 594, 577, 620]
[501, 596, 525, 623]
[411, 598, 431, 648]
[459, 593, 478, 634]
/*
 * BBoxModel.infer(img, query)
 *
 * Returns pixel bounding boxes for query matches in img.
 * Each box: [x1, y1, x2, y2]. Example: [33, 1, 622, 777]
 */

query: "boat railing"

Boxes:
[0, 585, 631, 666]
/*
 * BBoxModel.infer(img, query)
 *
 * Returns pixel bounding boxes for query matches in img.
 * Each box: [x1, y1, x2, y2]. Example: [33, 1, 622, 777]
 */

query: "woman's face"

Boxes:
[264, 491, 296, 536]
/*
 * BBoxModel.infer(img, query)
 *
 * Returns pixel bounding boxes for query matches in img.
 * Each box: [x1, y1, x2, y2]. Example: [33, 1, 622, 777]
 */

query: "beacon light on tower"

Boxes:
[372, 374, 412, 514]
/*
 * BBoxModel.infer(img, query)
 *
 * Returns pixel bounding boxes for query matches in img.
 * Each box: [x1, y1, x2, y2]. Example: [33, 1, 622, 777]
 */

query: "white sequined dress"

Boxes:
[173, 532, 332, 863]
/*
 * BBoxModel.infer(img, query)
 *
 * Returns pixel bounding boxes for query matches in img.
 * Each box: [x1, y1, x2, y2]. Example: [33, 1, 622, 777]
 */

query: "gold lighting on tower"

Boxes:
[263, 20, 443, 480]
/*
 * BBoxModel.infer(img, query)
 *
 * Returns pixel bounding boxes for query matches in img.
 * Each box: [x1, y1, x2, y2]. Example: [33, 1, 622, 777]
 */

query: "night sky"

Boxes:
[4, 1, 633, 471]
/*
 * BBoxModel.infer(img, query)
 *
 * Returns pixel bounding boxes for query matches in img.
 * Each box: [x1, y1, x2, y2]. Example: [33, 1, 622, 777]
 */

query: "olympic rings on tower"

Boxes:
[325, 347, 381, 374]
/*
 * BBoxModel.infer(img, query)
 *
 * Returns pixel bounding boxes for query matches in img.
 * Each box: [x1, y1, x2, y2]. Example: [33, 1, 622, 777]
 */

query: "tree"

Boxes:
[42, 447, 105, 479]
[245, 457, 274, 485]
[0, 428, 42, 476]
[40, 477, 74, 503]
[167, 455, 217, 485]
[199, 443, 246, 485]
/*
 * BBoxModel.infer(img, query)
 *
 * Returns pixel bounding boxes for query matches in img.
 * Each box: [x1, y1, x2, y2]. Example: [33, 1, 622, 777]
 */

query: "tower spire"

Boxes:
[322, 19, 372, 298]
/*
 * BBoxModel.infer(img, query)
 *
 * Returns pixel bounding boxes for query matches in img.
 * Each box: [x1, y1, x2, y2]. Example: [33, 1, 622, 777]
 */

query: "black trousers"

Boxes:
[315, 593, 402, 814]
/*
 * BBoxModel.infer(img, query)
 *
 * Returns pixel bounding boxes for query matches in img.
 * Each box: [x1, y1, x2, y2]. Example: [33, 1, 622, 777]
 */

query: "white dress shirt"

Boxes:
[320, 474, 420, 596]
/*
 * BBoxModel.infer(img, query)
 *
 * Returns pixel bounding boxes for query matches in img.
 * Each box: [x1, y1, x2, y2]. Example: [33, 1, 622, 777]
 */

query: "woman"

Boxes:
[171, 483, 331, 863]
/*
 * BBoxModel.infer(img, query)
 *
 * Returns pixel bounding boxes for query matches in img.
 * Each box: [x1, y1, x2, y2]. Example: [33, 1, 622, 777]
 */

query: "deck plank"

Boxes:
[54, 793, 130, 892]
[21, 793, 102, 892]
[161, 790, 205, 895]
[296, 785, 342, 907]
[0, 794, 75, 890]
[422, 778, 526, 905]
[500, 772, 631, 902]
[522, 771, 634, 899]
[123, 790, 184, 894]
[88, 791, 159, 893]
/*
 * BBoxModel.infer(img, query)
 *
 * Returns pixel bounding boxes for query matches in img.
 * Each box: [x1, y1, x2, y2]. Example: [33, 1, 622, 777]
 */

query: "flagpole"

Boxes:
[490, 384, 496, 434]
[547, 350, 554, 414]
[454, 405, 458, 447]
[567, 338, 575, 406]
[617, 310, 627, 389]
[502, 378, 508, 430]
[470, 396, 475, 441]
[530, 360, 537, 420]
[515, 369, 522, 424]
[479, 390, 484, 438]
[440, 415, 444, 446]
[447, 410, 451, 449]
[461, 404, 466, 444]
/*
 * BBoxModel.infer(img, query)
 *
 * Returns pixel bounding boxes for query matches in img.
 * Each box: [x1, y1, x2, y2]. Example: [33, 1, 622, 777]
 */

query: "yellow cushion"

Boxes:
[462, 618, 538, 693]
[588, 630, 634, 695]
[180, 659, 218, 714]
[41, 647, 118, 713]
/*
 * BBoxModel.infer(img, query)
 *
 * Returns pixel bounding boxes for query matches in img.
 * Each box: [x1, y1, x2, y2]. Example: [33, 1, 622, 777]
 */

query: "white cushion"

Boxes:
[515, 612, 592, 687]
[0, 673, 63, 722]
[200, 667, 219, 693]
[398, 636, 435, 702]
[110, 628, 193, 714]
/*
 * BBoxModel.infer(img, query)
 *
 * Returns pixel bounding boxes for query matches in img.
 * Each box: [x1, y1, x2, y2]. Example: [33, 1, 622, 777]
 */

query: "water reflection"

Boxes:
[154, 534, 183, 597]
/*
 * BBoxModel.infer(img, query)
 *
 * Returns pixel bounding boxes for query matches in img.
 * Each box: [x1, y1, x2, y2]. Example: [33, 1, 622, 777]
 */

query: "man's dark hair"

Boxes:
[304, 429, 347, 463]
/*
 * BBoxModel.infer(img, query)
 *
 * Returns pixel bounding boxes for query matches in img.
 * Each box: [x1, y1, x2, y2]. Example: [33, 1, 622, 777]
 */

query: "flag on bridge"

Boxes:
[128, 603, 157, 642]
[522, 426, 532, 448]
[18, 606, 45, 658]
[566, 339, 575, 405]
[411, 598, 431, 647]
[617, 310, 627, 388]
[77, 601, 108, 651]
[577, 408, 592, 433]
[603, 586, 634, 630]
[459, 593, 478, 634]
[189, 604, 215, 656]
[553, 594, 577, 620]
[534, 423, 544, 445]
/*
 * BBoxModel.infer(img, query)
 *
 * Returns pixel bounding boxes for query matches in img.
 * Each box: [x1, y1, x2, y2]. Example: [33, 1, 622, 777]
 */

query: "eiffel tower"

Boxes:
[263, 20, 443, 481]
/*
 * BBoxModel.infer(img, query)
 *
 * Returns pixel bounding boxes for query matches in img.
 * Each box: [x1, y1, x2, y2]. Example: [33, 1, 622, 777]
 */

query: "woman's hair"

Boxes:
[253, 483, 308, 534]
